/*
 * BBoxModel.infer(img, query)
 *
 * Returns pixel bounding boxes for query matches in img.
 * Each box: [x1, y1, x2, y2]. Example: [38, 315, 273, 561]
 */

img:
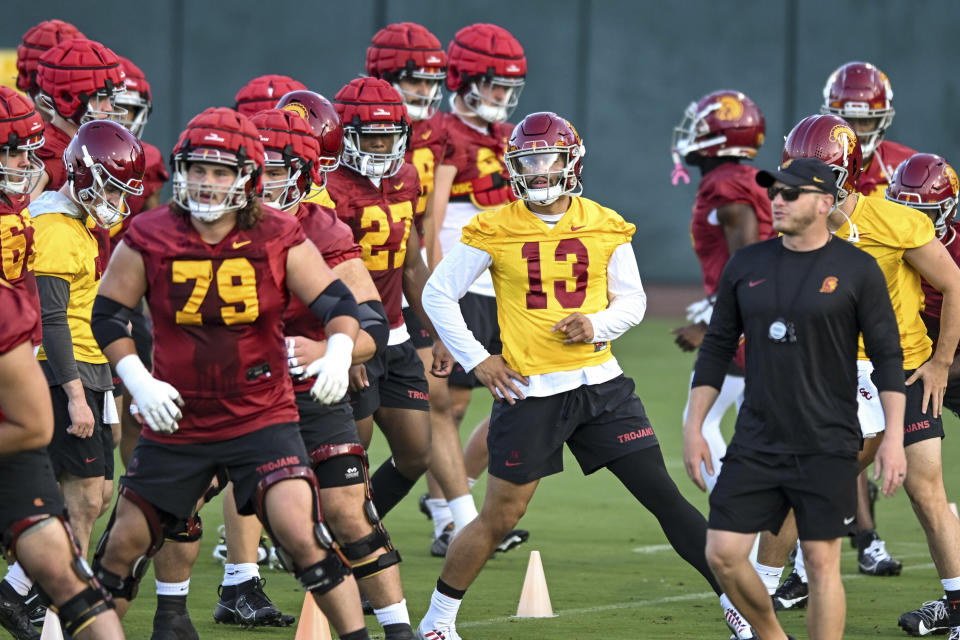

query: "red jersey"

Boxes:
[122, 205, 305, 443]
[0, 193, 41, 345]
[440, 113, 514, 209]
[857, 140, 916, 198]
[407, 114, 447, 222]
[691, 162, 773, 296]
[324, 164, 419, 328]
[0, 276, 39, 422]
[922, 224, 960, 324]
[283, 202, 362, 393]
[37, 123, 72, 192]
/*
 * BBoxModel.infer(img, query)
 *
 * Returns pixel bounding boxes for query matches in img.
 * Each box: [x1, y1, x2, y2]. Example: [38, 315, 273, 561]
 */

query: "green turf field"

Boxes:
[101, 317, 960, 639]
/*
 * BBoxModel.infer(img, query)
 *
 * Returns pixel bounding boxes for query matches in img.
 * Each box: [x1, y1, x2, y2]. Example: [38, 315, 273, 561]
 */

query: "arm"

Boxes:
[681, 385, 722, 492]
[426, 164, 457, 270]
[903, 238, 960, 416]
[0, 340, 55, 453]
[717, 203, 759, 254]
[874, 390, 906, 497]
[403, 227, 453, 376]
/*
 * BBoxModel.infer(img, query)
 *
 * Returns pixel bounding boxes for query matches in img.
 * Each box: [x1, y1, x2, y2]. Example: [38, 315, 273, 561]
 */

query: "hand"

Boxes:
[117, 354, 184, 434]
[306, 333, 353, 404]
[66, 396, 96, 438]
[348, 364, 369, 393]
[473, 355, 529, 405]
[873, 436, 907, 497]
[906, 359, 949, 418]
[682, 428, 713, 492]
[671, 322, 707, 352]
[286, 336, 326, 378]
[431, 340, 453, 378]
[551, 312, 595, 344]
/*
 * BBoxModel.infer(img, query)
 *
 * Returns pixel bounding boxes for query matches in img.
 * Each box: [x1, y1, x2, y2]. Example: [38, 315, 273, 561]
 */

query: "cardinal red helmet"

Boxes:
[886, 153, 959, 238]
[782, 114, 863, 204]
[672, 90, 765, 164]
[446, 23, 525, 123]
[0, 87, 45, 195]
[115, 56, 152, 137]
[333, 77, 410, 179]
[366, 22, 447, 121]
[250, 108, 320, 211]
[821, 62, 894, 160]
[16, 19, 85, 99]
[36, 39, 126, 126]
[64, 120, 144, 229]
[171, 107, 265, 221]
[234, 75, 307, 117]
[504, 112, 585, 204]
[275, 89, 343, 188]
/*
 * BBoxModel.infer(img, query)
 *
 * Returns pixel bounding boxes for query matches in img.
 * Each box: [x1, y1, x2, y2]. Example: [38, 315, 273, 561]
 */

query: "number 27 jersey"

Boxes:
[460, 197, 635, 376]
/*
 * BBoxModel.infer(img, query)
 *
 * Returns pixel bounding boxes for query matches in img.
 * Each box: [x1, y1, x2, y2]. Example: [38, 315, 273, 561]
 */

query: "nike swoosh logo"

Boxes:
[232, 240, 251, 248]
[570, 225, 585, 231]
[843, 516, 855, 525]
[393, 183, 404, 190]
[748, 279, 766, 287]
[85, 457, 98, 463]
[420, 130, 432, 140]
[505, 461, 524, 467]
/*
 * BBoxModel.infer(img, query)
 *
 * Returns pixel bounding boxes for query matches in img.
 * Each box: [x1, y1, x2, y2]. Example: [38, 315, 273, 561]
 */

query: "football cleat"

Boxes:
[949, 627, 959, 640]
[772, 570, 809, 610]
[212, 524, 228, 564]
[496, 529, 530, 553]
[419, 493, 431, 519]
[0, 581, 39, 640]
[150, 608, 199, 640]
[898, 597, 950, 636]
[415, 619, 462, 640]
[214, 578, 294, 627]
[431, 522, 455, 557]
[23, 587, 46, 627]
[858, 531, 902, 576]
[723, 600, 756, 639]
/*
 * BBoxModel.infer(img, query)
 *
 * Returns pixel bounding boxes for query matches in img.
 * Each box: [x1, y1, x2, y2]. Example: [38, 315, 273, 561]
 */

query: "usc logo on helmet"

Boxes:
[946, 164, 959, 195]
[828, 124, 857, 156]
[280, 102, 309, 120]
[819, 276, 839, 293]
[715, 96, 743, 121]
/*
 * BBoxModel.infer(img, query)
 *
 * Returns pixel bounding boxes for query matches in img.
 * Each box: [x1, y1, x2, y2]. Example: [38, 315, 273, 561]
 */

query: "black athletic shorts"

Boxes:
[349, 340, 429, 420]
[298, 391, 360, 451]
[944, 377, 960, 421]
[708, 446, 859, 540]
[487, 375, 658, 484]
[0, 449, 66, 538]
[449, 292, 501, 388]
[402, 306, 433, 350]
[901, 368, 945, 446]
[48, 385, 111, 479]
[121, 422, 310, 520]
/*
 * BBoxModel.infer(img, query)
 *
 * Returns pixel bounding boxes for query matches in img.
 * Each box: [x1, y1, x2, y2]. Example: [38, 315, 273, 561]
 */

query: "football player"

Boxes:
[89, 107, 372, 640]
[670, 89, 771, 493]
[234, 74, 307, 118]
[417, 111, 754, 640]
[885, 154, 960, 637]
[15, 19, 85, 122]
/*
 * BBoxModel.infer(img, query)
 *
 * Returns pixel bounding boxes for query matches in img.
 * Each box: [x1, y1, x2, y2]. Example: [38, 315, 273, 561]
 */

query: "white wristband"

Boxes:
[324, 333, 355, 363]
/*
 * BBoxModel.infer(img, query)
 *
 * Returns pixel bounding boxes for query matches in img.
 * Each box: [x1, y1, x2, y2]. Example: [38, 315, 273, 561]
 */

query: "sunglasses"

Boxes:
[767, 186, 825, 201]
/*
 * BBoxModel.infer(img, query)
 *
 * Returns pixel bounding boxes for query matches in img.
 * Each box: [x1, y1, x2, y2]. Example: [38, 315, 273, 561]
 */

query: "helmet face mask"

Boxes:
[671, 91, 765, 162]
[0, 140, 45, 195]
[393, 69, 445, 120]
[820, 62, 895, 160]
[460, 76, 524, 123]
[78, 88, 129, 126]
[505, 112, 585, 205]
[261, 160, 305, 211]
[333, 77, 410, 180]
[342, 124, 407, 179]
[173, 157, 252, 222]
[72, 162, 143, 228]
[114, 90, 149, 136]
[885, 154, 959, 239]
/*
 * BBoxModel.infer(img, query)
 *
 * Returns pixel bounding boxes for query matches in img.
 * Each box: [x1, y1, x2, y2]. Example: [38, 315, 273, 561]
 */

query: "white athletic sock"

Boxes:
[794, 545, 808, 582]
[223, 562, 260, 586]
[942, 576, 960, 591]
[754, 563, 783, 595]
[448, 494, 478, 532]
[4, 563, 32, 596]
[467, 477, 477, 490]
[427, 498, 454, 539]
[155, 579, 190, 597]
[222, 563, 235, 586]
[374, 598, 410, 627]
[423, 589, 462, 628]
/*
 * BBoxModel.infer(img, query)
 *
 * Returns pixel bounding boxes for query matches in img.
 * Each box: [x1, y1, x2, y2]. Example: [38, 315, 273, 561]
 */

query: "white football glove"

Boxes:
[305, 333, 354, 405]
[116, 354, 184, 434]
[685, 297, 715, 324]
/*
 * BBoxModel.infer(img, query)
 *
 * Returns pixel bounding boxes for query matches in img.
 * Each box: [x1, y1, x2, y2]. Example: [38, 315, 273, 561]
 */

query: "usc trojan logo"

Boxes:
[946, 164, 959, 196]
[829, 124, 857, 156]
[715, 96, 743, 121]
[281, 102, 309, 120]
[820, 276, 839, 293]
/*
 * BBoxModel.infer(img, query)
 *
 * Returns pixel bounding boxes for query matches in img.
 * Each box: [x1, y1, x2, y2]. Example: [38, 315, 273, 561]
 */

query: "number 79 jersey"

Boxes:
[122, 205, 306, 443]
[461, 197, 636, 376]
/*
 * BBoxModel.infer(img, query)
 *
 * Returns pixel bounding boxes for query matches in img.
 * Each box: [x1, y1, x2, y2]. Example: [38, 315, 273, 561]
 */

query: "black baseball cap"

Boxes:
[756, 157, 838, 198]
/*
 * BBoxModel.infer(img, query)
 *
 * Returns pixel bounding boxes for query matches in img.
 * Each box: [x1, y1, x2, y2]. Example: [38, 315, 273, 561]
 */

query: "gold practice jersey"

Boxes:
[460, 197, 635, 376]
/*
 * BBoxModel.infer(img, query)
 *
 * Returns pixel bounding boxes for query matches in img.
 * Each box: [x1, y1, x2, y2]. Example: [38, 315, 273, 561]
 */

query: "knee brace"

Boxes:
[54, 586, 115, 637]
[1, 514, 58, 563]
[91, 486, 165, 601]
[294, 553, 352, 596]
[165, 513, 203, 543]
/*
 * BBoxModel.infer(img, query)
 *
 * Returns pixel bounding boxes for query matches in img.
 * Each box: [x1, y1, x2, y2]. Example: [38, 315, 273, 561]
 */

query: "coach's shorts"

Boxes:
[449, 293, 501, 389]
[0, 449, 66, 538]
[487, 375, 658, 484]
[121, 422, 310, 520]
[48, 385, 111, 479]
[709, 447, 859, 540]
[402, 306, 433, 350]
[349, 340, 429, 420]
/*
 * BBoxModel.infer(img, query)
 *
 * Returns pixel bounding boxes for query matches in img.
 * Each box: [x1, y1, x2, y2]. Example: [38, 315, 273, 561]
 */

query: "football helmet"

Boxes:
[115, 56, 152, 137]
[672, 90, 765, 161]
[16, 20, 85, 102]
[782, 114, 863, 205]
[275, 89, 343, 189]
[0, 87, 45, 195]
[333, 77, 410, 179]
[446, 23, 526, 123]
[64, 121, 144, 229]
[234, 74, 307, 117]
[504, 112, 584, 205]
[886, 153, 958, 238]
[250, 108, 320, 211]
[36, 39, 127, 126]
[171, 107, 265, 222]
[821, 62, 894, 160]
[366, 22, 447, 121]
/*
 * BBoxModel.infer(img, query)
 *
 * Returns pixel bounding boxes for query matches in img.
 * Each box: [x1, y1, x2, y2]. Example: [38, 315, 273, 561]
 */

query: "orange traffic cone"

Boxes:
[39, 608, 64, 640]
[294, 591, 332, 640]
[515, 550, 556, 618]
[950, 502, 958, 520]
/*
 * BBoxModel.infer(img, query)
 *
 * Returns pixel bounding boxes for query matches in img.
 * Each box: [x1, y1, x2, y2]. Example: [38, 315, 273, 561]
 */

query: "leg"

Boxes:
[904, 438, 960, 579]
[371, 406, 431, 516]
[799, 538, 844, 640]
[462, 417, 490, 482]
[756, 511, 798, 569]
[59, 473, 104, 558]
[93, 494, 158, 618]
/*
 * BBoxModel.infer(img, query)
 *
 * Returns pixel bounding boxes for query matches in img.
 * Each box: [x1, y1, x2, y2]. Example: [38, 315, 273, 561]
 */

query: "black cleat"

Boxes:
[430, 523, 455, 557]
[151, 607, 199, 640]
[0, 581, 39, 640]
[22, 587, 46, 628]
[360, 593, 374, 616]
[858, 530, 902, 576]
[772, 570, 808, 610]
[215, 578, 294, 628]
[495, 529, 530, 553]
[383, 621, 416, 639]
[418, 493, 431, 519]
[898, 597, 949, 636]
